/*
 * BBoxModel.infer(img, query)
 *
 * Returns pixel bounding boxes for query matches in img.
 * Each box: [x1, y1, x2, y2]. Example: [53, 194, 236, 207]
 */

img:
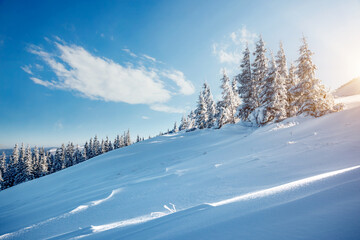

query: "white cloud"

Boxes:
[143, 54, 157, 62]
[150, 104, 186, 113]
[161, 70, 195, 95]
[21, 65, 33, 75]
[35, 64, 44, 70]
[30, 77, 55, 87]
[230, 25, 258, 46]
[213, 25, 258, 65]
[141, 116, 149, 120]
[26, 40, 194, 111]
[123, 48, 137, 57]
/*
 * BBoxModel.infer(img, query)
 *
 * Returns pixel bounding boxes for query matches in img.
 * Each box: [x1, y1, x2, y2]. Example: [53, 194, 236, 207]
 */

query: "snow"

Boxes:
[1, 96, 360, 239]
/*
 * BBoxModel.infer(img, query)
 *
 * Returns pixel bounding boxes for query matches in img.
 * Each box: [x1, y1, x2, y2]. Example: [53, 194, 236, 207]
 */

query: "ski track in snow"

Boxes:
[209, 165, 360, 206]
[0, 188, 122, 240]
[43, 165, 360, 239]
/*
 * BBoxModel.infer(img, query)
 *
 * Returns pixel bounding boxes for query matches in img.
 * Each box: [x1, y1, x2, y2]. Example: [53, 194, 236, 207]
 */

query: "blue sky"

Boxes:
[1, 0, 360, 148]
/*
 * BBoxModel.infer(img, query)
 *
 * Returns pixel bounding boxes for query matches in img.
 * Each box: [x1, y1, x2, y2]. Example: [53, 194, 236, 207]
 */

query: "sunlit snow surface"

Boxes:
[1, 95, 360, 239]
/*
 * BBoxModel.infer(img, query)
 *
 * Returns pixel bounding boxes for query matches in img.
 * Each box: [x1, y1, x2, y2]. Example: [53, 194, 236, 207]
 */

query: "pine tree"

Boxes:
[203, 83, 217, 128]
[65, 142, 75, 167]
[0, 152, 6, 177]
[32, 146, 40, 178]
[173, 122, 178, 133]
[104, 137, 110, 152]
[179, 116, 188, 131]
[125, 130, 131, 146]
[187, 111, 196, 130]
[0, 152, 6, 189]
[93, 136, 100, 156]
[237, 44, 254, 121]
[291, 37, 341, 117]
[88, 138, 94, 158]
[101, 139, 106, 154]
[254, 53, 287, 125]
[108, 141, 114, 151]
[195, 90, 208, 129]
[39, 147, 48, 176]
[251, 36, 268, 110]
[287, 63, 299, 117]
[84, 141, 89, 160]
[217, 70, 239, 128]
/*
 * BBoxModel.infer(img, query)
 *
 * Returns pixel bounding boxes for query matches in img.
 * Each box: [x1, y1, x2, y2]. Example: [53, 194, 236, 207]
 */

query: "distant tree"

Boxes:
[32, 146, 41, 178]
[39, 147, 48, 176]
[108, 140, 114, 151]
[93, 136, 100, 156]
[173, 122, 178, 133]
[125, 130, 131, 146]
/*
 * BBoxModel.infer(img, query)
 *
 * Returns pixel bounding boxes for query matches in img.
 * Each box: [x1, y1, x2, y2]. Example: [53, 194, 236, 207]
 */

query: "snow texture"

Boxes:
[0, 95, 360, 239]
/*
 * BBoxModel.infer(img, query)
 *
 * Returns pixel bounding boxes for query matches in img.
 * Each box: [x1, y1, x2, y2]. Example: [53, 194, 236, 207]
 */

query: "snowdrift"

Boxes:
[1, 95, 360, 239]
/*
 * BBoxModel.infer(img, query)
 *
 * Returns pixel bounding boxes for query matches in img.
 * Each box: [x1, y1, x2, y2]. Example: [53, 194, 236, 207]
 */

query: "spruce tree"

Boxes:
[251, 36, 268, 110]
[39, 147, 48, 176]
[125, 130, 131, 146]
[203, 83, 217, 128]
[179, 116, 188, 131]
[287, 63, 299, 117]
[254, 53, 287, 125]
[291, 37, 340, 117]
[195, 91, 207, 129]
[217, 70, 239, 128]
[237, 44, 254, 121]
[32, 146, 40, 178]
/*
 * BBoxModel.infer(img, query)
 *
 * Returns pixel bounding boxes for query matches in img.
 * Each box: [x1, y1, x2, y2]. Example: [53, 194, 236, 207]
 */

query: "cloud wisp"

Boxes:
[212, 25, 258, 65]
[24, 40, 195, 112]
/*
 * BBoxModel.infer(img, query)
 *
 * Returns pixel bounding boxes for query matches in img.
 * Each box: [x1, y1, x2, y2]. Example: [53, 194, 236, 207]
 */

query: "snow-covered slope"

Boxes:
[334, 77, 360, 97]
[1, 96, 360, 239]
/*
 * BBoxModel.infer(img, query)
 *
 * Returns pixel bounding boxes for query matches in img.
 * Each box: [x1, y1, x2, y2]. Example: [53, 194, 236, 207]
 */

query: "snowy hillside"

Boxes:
[334, 77, 360, 97]
[1, 96, 360, 240]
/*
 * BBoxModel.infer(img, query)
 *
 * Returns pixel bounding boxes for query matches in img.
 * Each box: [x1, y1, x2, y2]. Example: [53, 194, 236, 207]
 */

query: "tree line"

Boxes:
[0, 130, 146, 190]
[175, 36, 342, 132]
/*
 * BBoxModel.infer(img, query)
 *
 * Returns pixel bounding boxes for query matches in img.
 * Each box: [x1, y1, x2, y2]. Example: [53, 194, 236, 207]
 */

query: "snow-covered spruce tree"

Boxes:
[0, 152, 6, 176]
[251, 36, 268, 112]
[179, 116, 188, 131]
[195, 90, 208, 129]
[203, 83, 217, 128]
[65, 142, 75, 167]
[253, 53, 288, 125]
[32, 146, 40, 178]
[287, 63, 299, 117]
[291, 37, 341, 117]
[0, 152, 6, 189]
[216, 70, 239, 128]
[186, 110, 196, 130]
[2, 145, 17, 188]
[125, 130, 131, 146]
[237, 44, 254, 121]
[39, 147, 48, 176]
[93, 136, 100, 156]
